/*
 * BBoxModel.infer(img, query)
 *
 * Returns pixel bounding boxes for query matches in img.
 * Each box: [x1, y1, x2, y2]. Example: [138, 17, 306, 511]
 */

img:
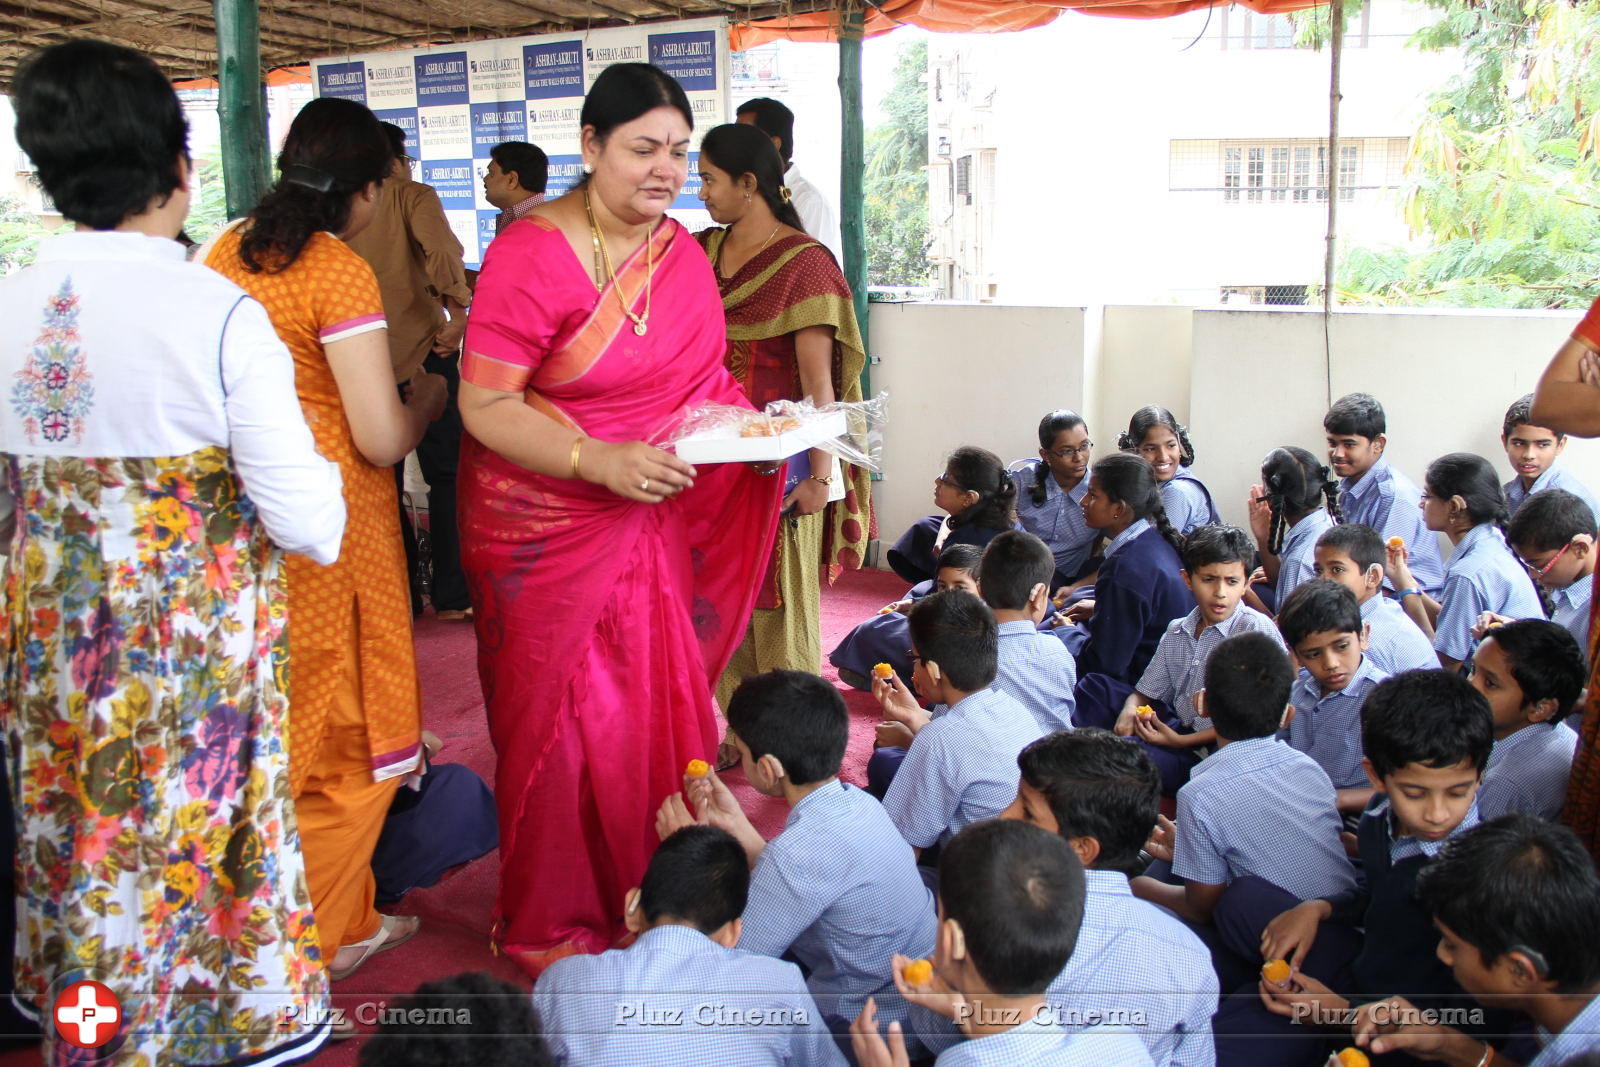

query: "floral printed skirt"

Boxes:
[1, 446, 331, 1066]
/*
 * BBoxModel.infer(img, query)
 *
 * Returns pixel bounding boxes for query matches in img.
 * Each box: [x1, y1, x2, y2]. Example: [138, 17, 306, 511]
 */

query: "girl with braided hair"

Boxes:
[884, 446, 1019, 584]
[1387, 453, 1547, 673]
[1119, 405, 1219, 534]
[1012, 409, 1099, 590]
[1248, 445, 1342, 610]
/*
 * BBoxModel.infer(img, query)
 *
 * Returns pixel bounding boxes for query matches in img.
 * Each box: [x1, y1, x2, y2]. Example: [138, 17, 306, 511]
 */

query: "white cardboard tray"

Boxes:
[673, 409, 849, 465]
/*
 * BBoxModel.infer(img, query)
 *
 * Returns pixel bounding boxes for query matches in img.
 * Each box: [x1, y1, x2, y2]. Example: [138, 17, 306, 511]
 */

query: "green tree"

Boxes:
[184, 154, 231, 246]
[1336, 0, 1600, 308]
[0, 195, 47, 275]
[865, 38, 930, 288]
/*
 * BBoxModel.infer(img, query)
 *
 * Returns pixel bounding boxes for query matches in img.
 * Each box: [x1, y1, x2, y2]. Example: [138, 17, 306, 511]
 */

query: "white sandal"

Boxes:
[330, 913, 420, 981]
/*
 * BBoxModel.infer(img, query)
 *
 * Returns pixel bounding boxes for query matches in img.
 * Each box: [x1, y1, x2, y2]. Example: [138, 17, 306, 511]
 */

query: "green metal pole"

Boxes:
[838, 6, 870, 399]
[214, 0, 271, 220]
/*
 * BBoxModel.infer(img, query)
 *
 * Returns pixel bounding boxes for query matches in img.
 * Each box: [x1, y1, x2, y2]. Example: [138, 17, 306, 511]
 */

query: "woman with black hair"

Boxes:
[1248, 445, 1342, 610]
[206, 96, 448, 982]
[885, 446, 1019, 584]
[1013, 409, 1098, 589]
[1120, 404, 1219, 534]
[0, 40, 345, 1062]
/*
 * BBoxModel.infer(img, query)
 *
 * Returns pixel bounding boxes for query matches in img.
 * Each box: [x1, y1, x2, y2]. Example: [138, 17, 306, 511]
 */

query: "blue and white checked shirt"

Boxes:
[883, 687, 1045, 849]
[935, 1016, 1155, 1066]
[1359, 593, 1441, 674]
[1340, 457, 1444, 596]
[1288, 655, 1389, 790]
[1528, 986, 1600, 1066]
[1477, 723, 1579, 821]
[740, 781, 937, 1029]
[1274, 510, 1337, 606]
[1504, 463, 1600, 528]
[910, 870, 1218, 1066]
[1549, 577, 1593, 650]
[1172, 736, 1358, 900]
[1136, 605, 1285, 728]
[1160, 469, 1216, 535]
[1382, 796, 1480, 865]
[1434, 523, 1546, 663]
[994, 619, 1077, 733]
[1013, 459, 1097, 581]
[532, 924, 846, 1067]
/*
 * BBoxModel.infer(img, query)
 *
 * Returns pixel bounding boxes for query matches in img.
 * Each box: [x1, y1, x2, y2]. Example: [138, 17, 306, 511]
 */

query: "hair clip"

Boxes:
[282, 164, 335, 192]
[778, 185, 793, 204]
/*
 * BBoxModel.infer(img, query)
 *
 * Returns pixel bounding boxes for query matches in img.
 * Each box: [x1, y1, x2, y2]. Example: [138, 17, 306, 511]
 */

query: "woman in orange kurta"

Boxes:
[205, 98, 448, 979]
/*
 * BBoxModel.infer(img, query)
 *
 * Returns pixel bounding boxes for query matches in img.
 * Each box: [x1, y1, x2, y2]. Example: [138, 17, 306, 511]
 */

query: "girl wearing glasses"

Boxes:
[1013, 410, 1099, 591]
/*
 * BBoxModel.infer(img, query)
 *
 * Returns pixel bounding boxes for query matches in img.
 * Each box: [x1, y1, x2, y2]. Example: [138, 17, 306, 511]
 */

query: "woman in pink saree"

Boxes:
[458, 63, 781, 974]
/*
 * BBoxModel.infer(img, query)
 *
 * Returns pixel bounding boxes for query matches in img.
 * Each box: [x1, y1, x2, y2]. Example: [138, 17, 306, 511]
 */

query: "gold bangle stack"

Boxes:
[570, 436, 586, 480]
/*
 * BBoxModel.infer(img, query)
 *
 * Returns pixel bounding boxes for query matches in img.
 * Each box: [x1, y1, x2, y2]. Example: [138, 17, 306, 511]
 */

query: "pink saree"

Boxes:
[458, 215, 781, 971]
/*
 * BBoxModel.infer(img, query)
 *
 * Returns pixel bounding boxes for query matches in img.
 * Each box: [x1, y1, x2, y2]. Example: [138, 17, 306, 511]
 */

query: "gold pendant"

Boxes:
[633, 320, 648, 336]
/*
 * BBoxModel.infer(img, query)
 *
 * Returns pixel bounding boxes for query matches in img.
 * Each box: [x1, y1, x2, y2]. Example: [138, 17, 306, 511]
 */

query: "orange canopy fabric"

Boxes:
[173, 65, 310, 90]
[731, 0, 1324, 49]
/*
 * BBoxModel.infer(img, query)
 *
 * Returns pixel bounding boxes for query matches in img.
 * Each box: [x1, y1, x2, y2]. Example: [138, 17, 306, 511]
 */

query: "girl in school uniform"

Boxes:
[828, 542, 982, 692]
[884, 445, 1017, 584]
[1248, 446, 1342, 612]
[1013, 409, 1099, 591]
[1120, 405, 1219, 535]
[1387, 452, 1547, 673]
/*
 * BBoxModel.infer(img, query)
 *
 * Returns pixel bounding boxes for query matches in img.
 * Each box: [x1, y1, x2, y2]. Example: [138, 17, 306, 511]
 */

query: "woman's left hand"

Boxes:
[783, 477, 830, 517]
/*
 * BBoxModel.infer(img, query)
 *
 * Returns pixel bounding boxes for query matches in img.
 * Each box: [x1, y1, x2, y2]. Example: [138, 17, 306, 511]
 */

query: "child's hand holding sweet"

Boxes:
[1144, 813, 1176, 864]
[1132, 711, 1187, 749]
[1257, 968, 1349, 1024]
[887, 952, 968, 1025]
[1349, 995, 1485, 1062]
[1260, 899, 1330, 971]
[872, 670, 927, 731]
[1470, 611, 1513, 640]
[1385, 538, 1414, 590]
[849, 998, 912, 1067]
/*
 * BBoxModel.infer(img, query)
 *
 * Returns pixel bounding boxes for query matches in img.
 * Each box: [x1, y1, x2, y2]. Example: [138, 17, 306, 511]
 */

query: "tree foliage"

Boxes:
[865, 38, 930, 288]
[0, 195, 46, 275]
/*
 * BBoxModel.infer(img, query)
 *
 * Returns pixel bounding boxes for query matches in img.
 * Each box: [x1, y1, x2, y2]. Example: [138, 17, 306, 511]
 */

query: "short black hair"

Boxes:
[490, 140, 549, 194]
[1362, 670, 1493, 779]
[358, 972, 550, 1067]
[735, 96, 794, 163]
[1501, 393, 1562, 440]
[1202, 632, 1295, 741]
[1277, 579, 1363, 651]
[378, 121, 409, 160]
[1323, 392, 1386, 440]
[1507, 488, 1597, 553]
[725, 670, 848, 785]
[1179, 524, 1254, 573]
[908, 589, 998, 692]
[1016, 729, 1161, 877]
[1316, 523, 1385, 575]
[13, 39, 190, 230]
[938, 820, 1085, 995]
[639, 826, 748, 932]
[1481, 619, 1587, 724]
[1417, 815, 1600, 994]
[979, 531, 1055, 611]
[937, 542, 984, 576]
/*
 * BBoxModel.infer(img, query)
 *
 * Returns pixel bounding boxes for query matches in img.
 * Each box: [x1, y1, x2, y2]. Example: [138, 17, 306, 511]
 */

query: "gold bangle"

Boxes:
[570, 436, 585, 480]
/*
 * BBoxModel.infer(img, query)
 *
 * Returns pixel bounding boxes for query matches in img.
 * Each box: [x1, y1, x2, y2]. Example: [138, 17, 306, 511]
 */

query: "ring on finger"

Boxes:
[640, 479, 650, 491]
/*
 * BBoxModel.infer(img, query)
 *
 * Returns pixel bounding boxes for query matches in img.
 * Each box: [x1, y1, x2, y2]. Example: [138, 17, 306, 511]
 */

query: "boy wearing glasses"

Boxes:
[1500, 488, 1597, 650]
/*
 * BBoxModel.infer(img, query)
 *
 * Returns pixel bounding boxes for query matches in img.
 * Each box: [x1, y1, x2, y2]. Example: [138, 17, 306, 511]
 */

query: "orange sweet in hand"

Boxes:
[1387, 536, 1405, 550]
[1261, 958, 1292, 985]
[1335, 1049, 1370, 1067]
[901, 958, 934, 986]
[1136, 704, 1156, 719]
[873, 663, 895, 680]
[685, 759, 710, 779]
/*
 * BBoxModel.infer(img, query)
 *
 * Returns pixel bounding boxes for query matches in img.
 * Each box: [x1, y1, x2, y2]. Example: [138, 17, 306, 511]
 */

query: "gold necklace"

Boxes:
[716, 223, 782, 275]
[585, 188, 653, 337]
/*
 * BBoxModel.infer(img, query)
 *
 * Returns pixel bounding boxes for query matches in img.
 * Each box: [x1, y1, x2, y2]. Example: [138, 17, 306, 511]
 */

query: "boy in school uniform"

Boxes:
[851, 819, 1154, 1066]
[1351, 815, 1600, 1067]
[1501, 392, 1600, 525]
[1506, 487, 1596, 650]
[1467, 620, 1584, 820]
[533, 825, 844, 1067]
[655, 670, 938, 1041]
[1323, 392, 1444, 596]
[1312, 523, 1440, 674]
[976, 531, 1078, 733]
[873, 590, 1045, 853]
[1278, 580, 1391, 815]
[833, 544, 984, 693]
[1132, 632, 1357, 928]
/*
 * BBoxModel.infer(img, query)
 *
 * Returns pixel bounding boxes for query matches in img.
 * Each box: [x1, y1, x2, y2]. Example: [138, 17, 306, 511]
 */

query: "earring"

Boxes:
[583, 163, 594, 175]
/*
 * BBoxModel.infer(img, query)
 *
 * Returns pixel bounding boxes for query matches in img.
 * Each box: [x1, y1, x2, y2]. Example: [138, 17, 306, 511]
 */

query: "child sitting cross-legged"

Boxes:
[1278, 579, 1391, 815]
[1468, 619, 1584, 820]
[532, 825, 844, 1067]
[850, 819, 1154, 1066]
[830, 543, 983, 693]
[1505, 487, 1597, 652]
[1311, 523, 1440, 674]
[655, 669, 937, 1045]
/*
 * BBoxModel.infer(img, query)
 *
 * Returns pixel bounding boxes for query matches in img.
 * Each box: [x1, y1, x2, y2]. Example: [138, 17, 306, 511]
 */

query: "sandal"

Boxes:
[330, 913, 420, 981]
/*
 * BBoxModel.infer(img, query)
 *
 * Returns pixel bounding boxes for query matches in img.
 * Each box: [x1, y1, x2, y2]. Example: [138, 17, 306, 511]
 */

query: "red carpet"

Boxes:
[0, 566, 907, 1065]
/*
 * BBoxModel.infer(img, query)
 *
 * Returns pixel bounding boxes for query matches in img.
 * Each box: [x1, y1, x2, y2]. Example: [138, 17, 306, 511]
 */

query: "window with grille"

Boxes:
[1213, 140, 1362, 204]
[956, 155, 972, 205]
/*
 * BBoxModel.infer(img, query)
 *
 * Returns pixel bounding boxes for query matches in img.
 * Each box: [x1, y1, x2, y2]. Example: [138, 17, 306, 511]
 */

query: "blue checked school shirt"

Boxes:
[739, 781, 937, 1030]
[935, 1015, 1155, 1066]
[532, 924, 845, 1066]
[1159, 468, 1219, 535]
[1504, 463, 1600, 527]
[883, 687, 1045, 849]
[1433, 523, 1546, 663]
[1274, 510, 1337, 606]
[1528, 988, 1600, 1066]
[1548, 576, 1592, 651]
[1339, 457, 1444, 596]
[1013, 459, 1097, 581]
[1136, 605, 1285, 728]
[994, 619, 1077, 733]
[1477, 723, 1579, 820]
[1359, 593, 1441, 674]
[1288, 655, 1389, 790]
[1172, 736, 1358, 901]
[1382, 795, 1480, 865]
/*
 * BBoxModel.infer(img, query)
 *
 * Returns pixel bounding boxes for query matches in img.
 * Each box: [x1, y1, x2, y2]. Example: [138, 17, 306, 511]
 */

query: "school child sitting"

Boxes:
[1468, 620, 1584, 820]
[1506, 487, 1596, 651]
[1013, 409, 1099, 590]
[830, 543, 982, 692]
[872, 590, 1045, 851]
[850, 819, 1154, 1066]
[1323, 392, 1444, 595]
[1132, 632, 1357, 927]
[532, 825, 844, 1067]
[1387, 452, 1545, 673]
[656, 670, 937, 1041]
[1119, 404, 1219, 535]
[1248, 446, 1341, 611]
[1501, 391, 1600, 524]
[1353, 815, 1600, 1066]
[885, 446, 1017, 585]
[1278, 580, 1391, 814]
[1312, 523, 1440, 674]
[973, 531, 1077, 733]
[1077, 524, 1284, 794]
